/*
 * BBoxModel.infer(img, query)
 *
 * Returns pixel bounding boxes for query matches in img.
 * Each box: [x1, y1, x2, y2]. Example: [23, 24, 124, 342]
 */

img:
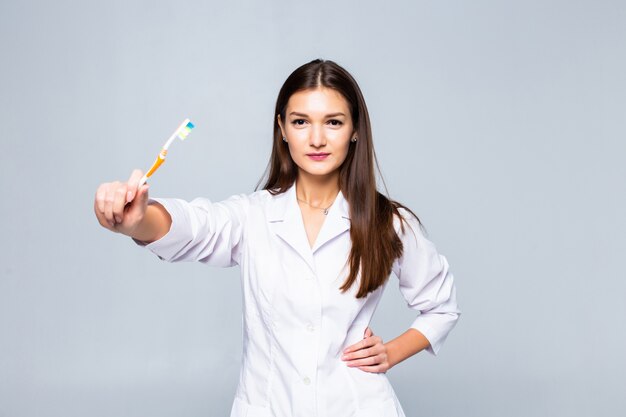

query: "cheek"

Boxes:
[285, 126, 309, 145]
[286, 140, 307, 164]
[338, 147, 351, 164]
[334, 142, 352, 165]
[333, 131, 352, 149]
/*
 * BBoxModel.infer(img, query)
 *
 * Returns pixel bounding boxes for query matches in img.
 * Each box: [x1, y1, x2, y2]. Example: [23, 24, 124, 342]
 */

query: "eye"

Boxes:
[291, 119, 307, 126]
[328, 119, 343, 126]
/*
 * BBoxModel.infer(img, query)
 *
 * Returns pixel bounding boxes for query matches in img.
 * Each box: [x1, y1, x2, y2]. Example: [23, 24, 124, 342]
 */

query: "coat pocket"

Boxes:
[355, 396, 399, 417]
[339, 358, 394, 411]
[230, 396, 272, 417]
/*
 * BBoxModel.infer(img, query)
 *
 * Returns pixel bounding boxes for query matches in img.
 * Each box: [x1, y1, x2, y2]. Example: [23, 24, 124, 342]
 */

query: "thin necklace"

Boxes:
[297, 196, 336, 215]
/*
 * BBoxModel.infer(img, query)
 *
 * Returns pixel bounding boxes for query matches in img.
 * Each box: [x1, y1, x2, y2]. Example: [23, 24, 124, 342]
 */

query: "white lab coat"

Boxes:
[135, 181, 460, 417]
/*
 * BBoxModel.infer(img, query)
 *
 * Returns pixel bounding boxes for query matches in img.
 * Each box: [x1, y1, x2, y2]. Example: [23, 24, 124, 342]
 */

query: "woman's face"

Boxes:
[277, 87, 356, 180]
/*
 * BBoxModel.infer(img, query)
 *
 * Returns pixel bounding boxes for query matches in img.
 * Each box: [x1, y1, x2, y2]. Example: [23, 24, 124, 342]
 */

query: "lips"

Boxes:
[307, 153, 330, 161]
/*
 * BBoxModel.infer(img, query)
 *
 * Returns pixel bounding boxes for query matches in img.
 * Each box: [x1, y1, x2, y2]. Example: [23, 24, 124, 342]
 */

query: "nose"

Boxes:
[309, 124, 326, 148]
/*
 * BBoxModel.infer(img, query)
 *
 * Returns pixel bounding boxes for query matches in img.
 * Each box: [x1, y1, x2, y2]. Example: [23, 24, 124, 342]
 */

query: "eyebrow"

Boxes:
[288, 112, 346, 118]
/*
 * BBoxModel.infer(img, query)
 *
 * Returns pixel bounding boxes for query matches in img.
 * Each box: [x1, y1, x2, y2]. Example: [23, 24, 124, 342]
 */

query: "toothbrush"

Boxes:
[138, 118, 195, 187]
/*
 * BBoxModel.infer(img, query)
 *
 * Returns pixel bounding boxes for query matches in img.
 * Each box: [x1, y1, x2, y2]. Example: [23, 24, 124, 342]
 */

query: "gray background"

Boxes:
[1, 0, 624, 416]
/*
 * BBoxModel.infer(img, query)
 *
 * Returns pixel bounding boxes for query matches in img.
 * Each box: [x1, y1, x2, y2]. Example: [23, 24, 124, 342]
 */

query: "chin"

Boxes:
[297, 164, 336, 177]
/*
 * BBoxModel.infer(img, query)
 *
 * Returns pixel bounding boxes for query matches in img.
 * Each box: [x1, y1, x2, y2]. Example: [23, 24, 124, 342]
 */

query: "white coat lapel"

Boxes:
[310, 190, 350, 253]
[266, 182, 351, 272]
[267, 183, 317, 272]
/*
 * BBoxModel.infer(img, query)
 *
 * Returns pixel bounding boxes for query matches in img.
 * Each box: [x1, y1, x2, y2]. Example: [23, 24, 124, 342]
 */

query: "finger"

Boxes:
[112, 184, 128, 223]
[96, 185, 113, 228]
[126, 169, 143, 203]
[137, 183, 149, 204]
[103, 185, 116, 225]
[94, 198, 113, 229]
[342, 346, 375, 361]
[364, 327, 374, 338]
[344, 337, 386, 361]
[345, 354, 383, 368]
[126, 183, 149, 220]
[95, 184, 107, 215]
[343, 340, 363, 354]
[356, 364, 387, 374]
[344, 335, 378, 354]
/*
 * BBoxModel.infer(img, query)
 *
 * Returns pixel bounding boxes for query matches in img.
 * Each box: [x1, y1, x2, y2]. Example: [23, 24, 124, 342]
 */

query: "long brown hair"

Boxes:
[255, 59, 422, 298]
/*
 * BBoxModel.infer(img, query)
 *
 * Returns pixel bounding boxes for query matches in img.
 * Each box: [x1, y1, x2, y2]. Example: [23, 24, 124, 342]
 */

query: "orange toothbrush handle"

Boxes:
[145, 150, 167, 178]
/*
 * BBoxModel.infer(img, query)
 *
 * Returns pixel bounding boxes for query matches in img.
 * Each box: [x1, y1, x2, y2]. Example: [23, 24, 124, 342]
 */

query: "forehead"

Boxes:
[286, 87, 350, 115]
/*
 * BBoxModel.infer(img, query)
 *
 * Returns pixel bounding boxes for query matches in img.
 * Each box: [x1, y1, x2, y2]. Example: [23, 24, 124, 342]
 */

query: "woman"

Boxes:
[94, 59, 461, 417]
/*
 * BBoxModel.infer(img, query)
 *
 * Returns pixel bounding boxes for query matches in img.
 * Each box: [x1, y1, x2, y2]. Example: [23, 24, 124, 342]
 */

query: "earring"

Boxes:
[282, 137, 287, 142]
[351, 137, 357, 142]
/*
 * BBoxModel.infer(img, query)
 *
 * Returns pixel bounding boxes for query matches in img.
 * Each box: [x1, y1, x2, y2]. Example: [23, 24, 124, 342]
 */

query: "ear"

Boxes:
[277, 114, 286, 138]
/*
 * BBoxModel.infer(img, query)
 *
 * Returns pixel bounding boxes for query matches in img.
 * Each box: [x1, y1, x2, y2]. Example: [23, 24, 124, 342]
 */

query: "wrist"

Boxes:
[384, 329, 431, 369]
[384, 340, 400, 370]
[129, 203, 171, 243]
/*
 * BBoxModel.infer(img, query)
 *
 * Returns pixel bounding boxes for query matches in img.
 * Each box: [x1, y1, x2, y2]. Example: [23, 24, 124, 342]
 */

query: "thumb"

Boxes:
[127, 184, 149, 216]
[136, 183, 150, 206]
[364, 327, 373, 338]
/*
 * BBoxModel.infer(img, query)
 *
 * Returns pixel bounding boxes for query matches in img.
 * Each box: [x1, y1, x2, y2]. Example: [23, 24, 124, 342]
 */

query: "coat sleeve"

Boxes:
[391, 208, 461, 356]
[132, 193, 249, 267]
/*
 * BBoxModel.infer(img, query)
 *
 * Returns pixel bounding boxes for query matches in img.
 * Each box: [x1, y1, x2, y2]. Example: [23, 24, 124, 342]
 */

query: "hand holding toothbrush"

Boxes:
[94, 119, 194, 242]
[94, 169, 173, 243]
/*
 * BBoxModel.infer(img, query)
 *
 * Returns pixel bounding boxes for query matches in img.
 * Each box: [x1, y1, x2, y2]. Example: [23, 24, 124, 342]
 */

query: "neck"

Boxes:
[295, 171, 340, 206]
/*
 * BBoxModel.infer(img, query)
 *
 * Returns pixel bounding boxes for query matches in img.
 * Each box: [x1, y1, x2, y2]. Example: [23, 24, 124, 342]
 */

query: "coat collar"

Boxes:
[267, 182, 351, 273]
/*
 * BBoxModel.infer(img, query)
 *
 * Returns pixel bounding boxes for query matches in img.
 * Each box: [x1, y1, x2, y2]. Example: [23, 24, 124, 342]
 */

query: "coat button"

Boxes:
[303, 376, 311, 385]
[306, 324, 315, 332]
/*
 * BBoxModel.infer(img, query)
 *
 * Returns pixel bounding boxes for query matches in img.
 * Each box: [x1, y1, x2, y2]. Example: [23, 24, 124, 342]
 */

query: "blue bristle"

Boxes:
[186, 122, 195, 129]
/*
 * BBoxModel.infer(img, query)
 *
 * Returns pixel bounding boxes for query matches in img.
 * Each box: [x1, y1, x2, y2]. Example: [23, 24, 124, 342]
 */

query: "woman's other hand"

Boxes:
[94, 169, 150, 236]
[341, 326, 391, 373]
